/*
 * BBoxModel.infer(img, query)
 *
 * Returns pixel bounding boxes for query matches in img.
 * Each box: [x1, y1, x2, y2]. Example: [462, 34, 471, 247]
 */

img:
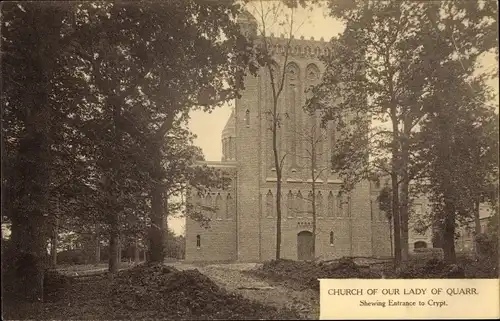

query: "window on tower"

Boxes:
[329, 231, 334, 246]
[196, 235, 201, 248]
[245, 109, 250, 126]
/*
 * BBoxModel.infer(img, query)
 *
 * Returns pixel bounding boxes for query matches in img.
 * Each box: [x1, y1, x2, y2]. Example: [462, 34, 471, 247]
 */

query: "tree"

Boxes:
[61, 1, 256, 266]
[414, 72, 498, 263]
[246, 0, 312, 260]
[3, 1, 257, 301]
[312, 0, 498, 265]
[2, 1, 79, 301]
[407, 0, 498, 263]
[377, 185, 393, 256]
[313, 1, 430, 264]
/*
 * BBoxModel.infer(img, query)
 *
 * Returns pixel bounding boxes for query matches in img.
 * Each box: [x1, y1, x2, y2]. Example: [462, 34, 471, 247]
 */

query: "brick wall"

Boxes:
[185, 166, 238, 262]
[235, 71, 262, 262]
[185, 36, 400, 262]
[185, 218, 237, 262]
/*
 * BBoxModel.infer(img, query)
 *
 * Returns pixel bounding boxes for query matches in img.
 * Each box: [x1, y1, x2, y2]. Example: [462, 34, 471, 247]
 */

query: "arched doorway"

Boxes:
[297, 231, 314, 261]
[414, 241, 427, 250]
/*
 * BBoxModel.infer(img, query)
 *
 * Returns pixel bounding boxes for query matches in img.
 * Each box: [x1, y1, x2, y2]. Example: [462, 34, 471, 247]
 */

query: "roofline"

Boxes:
[195, 160, 237, 168]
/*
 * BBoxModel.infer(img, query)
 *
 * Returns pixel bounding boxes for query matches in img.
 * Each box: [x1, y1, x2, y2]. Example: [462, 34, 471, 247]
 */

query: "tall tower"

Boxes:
[234, 10, 261, 261]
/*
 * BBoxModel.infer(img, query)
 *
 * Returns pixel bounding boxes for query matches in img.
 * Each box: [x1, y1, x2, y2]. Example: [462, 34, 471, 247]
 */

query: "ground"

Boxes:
[3, 262, 315, 320]
[167, 262, 319, 319]
[3, 256, 495, 320]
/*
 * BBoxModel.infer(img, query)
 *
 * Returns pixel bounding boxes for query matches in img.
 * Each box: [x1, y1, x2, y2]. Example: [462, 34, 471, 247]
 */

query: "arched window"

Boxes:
[327, 191, 334, 217]
[337, 193, 343, 217]
[306, 64, 320, 83]
[266, 190, 274, 217]
[307, 191, 314, 218]
[226, 193, 233, 219]
[296, 191, 303, 217]
[215, 193, 223, 220]
[317, 191, 323, 217]
[329, 231, 334, 245]
[196, 235, 201, 248]
[286, 62, 299, 168]
[245, 109, 250, 126]
[287, 190, 294, 218]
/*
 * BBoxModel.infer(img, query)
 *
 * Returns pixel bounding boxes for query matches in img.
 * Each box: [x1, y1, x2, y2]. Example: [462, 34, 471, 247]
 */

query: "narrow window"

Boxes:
[266, 190, 274, 217]
[196, 235, 201, 248]
[245, 109, 250, 126]
[287, 191, 294, 218]
[329, 231, 334, 246]
[327, 191, 334, 217]
[337, 193, 343, 217]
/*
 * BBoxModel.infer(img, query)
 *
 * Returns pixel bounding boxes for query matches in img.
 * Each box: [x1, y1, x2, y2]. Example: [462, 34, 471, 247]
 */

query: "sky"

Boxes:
[169, 1, 499, 236]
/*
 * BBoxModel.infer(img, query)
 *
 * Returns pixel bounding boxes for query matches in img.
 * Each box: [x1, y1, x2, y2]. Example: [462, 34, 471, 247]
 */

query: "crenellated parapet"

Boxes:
[237, 9, 334, 60]
[258, 34, 334, 60]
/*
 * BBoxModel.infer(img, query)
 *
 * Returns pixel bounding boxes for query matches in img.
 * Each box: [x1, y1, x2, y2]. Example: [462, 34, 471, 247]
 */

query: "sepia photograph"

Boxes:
[1, 0, 499, 320]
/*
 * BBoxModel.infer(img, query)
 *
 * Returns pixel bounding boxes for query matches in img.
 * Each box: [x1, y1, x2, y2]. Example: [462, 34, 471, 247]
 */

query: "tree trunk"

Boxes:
[310, 128, 317, 258]
[50, 217, 58, 268]
[149, 147, 166, 263]
[389, 215, 394, 257]
[11, 216, 47, 302]
[391, 174, 402, 265]
[473, 197, 481, 255]
[273, 104, 282, 260]
[442, 202, 457, 263]
[95, 237, 100, 265]
[94, 227, 100, 265]
[117, 236, 122, 265]
[400, 120, 412, 262]
[10, 105, 51, 302]
[134, 239, 140, 263]
[108, 219, 119, 273]
[311, 170, 316, 259]
[400, 170, 410, 261]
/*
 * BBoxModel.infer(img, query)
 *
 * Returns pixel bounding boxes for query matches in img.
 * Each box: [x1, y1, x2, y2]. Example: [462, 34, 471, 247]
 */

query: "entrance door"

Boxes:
[297, 231, 314, 261]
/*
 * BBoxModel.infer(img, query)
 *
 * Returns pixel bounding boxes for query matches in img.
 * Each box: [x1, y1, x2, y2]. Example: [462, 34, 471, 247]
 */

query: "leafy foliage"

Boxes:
[2, 0, 258, 299]
[311, 0, 498, 263]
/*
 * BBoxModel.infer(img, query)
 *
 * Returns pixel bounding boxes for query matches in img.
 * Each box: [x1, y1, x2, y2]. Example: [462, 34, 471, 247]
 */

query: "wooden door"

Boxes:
[297, 231, 314, 261]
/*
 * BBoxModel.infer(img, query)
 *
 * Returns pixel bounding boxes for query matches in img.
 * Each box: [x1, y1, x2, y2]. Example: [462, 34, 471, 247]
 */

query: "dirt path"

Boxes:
[167, 262, 319, 320]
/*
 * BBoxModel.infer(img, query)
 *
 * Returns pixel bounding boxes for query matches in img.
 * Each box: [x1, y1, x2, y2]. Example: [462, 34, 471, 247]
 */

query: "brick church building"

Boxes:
[185, 12, 394, 262]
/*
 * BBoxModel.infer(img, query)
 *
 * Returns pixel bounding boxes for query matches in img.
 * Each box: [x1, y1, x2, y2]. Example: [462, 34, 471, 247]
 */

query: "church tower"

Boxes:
[234, 10, 262, 261]
[184, 11, 392, 263]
